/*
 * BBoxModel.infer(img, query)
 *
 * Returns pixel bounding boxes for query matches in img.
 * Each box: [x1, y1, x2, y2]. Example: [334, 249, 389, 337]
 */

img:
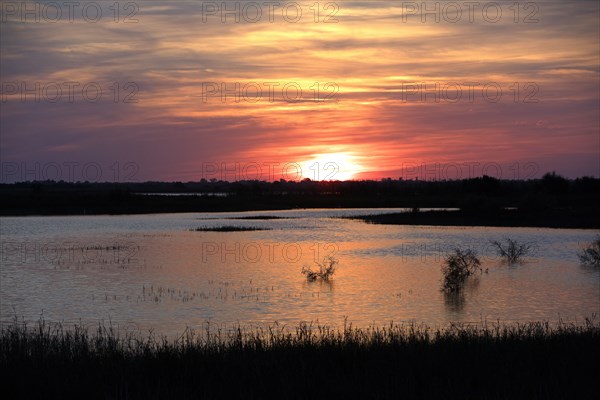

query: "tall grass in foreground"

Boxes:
[2, 318, 599, 399]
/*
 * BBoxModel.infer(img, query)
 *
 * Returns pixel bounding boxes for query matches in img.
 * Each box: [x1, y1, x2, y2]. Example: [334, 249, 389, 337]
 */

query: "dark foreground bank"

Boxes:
[2, 319, 599, 399]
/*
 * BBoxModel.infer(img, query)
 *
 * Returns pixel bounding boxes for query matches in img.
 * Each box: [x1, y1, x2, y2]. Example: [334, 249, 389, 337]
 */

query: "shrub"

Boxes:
[579, 236, 600, 267]
[441, 249, 482, 293]
[490, 238, 531, 263]
[302, 256, 338, 281]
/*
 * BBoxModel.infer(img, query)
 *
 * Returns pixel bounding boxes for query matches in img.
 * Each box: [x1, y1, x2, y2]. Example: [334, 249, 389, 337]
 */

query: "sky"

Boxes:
[1, 0, 599, 182]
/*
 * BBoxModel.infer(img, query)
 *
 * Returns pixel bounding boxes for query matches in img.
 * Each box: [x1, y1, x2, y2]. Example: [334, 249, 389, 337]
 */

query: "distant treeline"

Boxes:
[1, 173, 599, 219]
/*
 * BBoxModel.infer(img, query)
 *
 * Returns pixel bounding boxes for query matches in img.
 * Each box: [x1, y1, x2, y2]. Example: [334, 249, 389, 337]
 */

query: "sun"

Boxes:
[299, 152, 364, 181]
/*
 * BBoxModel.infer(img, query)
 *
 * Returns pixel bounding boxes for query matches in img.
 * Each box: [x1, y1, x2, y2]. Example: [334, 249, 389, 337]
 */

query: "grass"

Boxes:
[490, 238, 532, 263]
[229, 216, 290, 220]
[441, 248, 482, 292]
[301, 256, 338, 281]
[190, 226, 270, 232]
[196, 216, 290, 220]
[1, 318, 599, 399]
[579, 236, 600, 266]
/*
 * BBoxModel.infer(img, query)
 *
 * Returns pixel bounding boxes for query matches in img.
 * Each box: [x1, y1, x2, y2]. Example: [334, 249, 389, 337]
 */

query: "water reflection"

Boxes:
[0, 210, 598, 337]
[443, 278, 481, 314]
[302, 279, 336, 299]
[444, 291, 466, 313]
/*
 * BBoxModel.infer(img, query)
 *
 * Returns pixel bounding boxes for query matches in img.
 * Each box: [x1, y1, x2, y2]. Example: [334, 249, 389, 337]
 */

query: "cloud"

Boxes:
[1, 0, 598, 180]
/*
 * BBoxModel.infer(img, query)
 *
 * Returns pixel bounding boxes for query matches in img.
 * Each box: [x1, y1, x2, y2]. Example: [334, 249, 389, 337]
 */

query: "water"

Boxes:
[1, 209, 598, 337]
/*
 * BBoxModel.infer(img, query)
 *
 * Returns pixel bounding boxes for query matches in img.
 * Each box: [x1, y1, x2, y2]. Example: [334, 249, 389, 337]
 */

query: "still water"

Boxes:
[1, 209, 598, 336]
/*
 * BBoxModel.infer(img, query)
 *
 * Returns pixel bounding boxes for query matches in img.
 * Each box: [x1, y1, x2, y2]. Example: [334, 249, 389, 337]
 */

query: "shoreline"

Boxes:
[2, 207, 599, 229]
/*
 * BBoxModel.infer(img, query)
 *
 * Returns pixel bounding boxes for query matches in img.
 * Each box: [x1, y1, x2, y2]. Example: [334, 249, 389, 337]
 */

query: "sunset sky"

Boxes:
[1, 0, 598, 182]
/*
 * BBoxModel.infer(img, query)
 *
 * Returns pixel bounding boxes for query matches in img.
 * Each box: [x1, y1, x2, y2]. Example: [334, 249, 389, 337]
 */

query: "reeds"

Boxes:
[3, 317, 598, 357]
[1, 317, 598, 399]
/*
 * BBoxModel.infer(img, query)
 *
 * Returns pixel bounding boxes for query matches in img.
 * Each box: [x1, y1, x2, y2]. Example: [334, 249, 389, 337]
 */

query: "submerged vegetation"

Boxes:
[1, 318, 598, 399]
[579, 236, 600, 266]
[301, 256, 338, 281]
[441, 248, 482, 292]
[190, 226, 270, 232]
[196, 216, 290, 220]
[491, 238, 532, 263]
[228, 216, 289, 220]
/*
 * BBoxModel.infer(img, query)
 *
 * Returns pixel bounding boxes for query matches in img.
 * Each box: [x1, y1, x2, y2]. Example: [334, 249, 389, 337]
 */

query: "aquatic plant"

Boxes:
[490, 238, 532, 263]
[441, 248, 482, 292]
[190, 226, 270, 232]
[301, 256, 338, 281]
[579, 236, 600, 266]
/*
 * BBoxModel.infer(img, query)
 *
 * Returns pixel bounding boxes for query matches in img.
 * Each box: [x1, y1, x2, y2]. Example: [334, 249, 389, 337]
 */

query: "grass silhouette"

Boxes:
[2, 317, 598, 399]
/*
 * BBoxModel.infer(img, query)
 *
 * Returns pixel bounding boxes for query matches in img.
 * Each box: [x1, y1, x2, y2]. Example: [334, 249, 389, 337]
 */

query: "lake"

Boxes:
[1, 209, 598, 337]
